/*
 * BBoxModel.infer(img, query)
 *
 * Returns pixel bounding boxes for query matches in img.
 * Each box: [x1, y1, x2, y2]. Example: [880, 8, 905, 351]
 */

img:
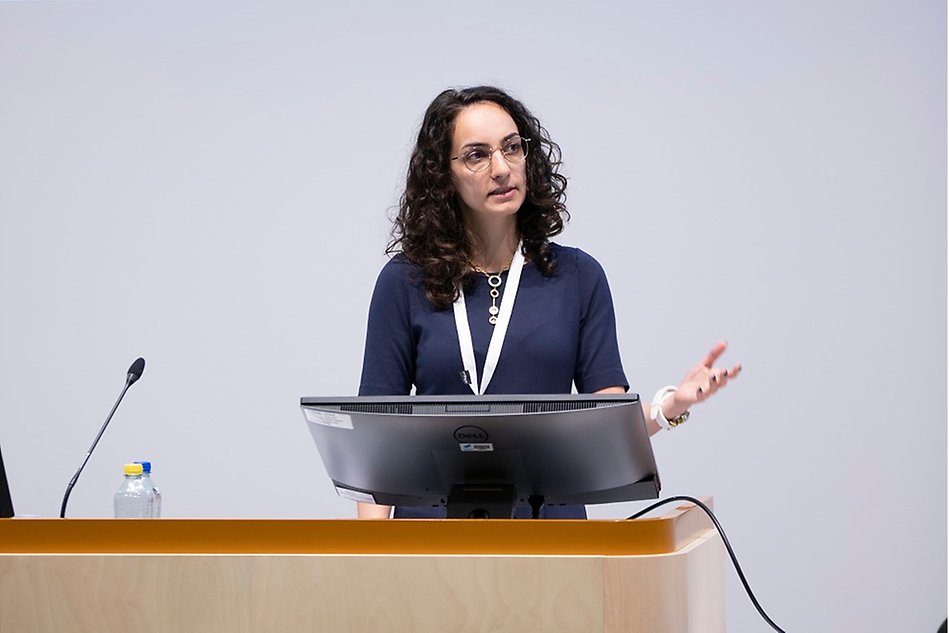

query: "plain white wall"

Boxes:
[0, 2, 944, 631]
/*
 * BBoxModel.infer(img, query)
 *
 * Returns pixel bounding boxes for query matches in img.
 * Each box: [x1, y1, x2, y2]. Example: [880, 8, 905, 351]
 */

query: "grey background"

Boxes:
[1, 1, 945, 631]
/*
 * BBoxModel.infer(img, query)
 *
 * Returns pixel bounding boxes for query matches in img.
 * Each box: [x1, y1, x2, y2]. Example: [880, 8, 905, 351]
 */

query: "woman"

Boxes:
[358, 86, 740, 519]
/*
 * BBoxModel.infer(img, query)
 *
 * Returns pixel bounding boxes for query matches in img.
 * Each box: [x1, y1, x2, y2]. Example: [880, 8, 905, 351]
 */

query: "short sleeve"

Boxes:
[358, 257, 416, 396]
[573, 250, 628, 393]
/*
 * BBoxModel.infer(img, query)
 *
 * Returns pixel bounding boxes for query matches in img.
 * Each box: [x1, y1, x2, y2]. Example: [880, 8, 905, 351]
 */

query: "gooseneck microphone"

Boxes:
[59, 357, 146, 518]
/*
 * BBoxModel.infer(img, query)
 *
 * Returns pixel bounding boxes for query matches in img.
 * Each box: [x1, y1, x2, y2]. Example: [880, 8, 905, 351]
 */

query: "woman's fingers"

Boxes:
[691, 361, 741, 400]
[701, 341, 728, 368]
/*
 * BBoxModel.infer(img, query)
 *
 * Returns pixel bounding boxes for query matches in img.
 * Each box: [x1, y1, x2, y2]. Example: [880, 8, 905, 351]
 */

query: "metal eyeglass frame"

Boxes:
[450, 136, 532, 173]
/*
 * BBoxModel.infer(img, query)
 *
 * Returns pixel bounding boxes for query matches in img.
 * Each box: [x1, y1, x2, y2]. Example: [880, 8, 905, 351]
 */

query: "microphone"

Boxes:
[127, 357, 145, 386]
[60, 357, 146, 518]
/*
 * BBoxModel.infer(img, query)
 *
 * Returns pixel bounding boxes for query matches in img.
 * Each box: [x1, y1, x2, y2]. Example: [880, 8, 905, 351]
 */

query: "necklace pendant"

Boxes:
[474, 266, 508, 327]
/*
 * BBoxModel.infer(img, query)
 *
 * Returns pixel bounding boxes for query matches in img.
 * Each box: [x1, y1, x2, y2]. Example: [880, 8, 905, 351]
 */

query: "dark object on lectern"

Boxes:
[60, 357, 146, 518]
[0, 442, 14, 518]
[937, 618, 947, 633]
[448, 483, 517, 519]
[301, 393, 659, 519]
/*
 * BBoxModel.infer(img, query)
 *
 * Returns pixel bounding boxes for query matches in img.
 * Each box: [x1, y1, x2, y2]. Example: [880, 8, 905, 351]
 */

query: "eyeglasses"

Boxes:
[450, 136, 531, 173]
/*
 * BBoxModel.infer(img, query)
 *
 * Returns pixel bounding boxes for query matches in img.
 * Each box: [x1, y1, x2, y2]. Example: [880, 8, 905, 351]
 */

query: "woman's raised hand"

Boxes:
[667, 341, 741, 417]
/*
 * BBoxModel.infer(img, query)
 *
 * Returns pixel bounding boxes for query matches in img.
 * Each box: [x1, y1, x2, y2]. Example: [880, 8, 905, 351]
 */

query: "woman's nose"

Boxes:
[489, 148, 511, 178]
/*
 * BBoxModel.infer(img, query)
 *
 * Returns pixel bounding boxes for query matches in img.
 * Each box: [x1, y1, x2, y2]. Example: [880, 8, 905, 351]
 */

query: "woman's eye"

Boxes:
[465, 149, 488, 162]
[504, 141, 522, 155]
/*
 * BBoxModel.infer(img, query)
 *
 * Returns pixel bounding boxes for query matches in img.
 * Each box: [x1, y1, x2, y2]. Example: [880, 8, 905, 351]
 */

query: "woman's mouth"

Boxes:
[489, 186, 516, 199]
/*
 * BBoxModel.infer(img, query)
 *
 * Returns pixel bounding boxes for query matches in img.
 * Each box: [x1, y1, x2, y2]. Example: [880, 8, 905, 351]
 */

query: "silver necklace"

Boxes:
[472, 260, 512, 325]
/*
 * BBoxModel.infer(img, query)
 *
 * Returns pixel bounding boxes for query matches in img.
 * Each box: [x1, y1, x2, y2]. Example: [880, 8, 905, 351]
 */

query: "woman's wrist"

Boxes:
[662, 391, 689, 421]
[651, 386, 690, 430]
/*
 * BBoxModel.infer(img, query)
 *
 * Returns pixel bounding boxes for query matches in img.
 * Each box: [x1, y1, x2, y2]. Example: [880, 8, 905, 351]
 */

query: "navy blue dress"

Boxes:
[358, 244, 628, 518]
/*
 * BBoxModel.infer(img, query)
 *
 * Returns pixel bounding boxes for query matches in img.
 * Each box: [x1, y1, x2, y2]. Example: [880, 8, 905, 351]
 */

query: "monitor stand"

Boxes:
[445, 486, 549, 519]
[447, 484, 516, 519]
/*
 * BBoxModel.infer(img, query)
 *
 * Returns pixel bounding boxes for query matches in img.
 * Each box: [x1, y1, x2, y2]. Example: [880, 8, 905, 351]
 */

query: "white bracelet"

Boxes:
[651, 385, 689, 430]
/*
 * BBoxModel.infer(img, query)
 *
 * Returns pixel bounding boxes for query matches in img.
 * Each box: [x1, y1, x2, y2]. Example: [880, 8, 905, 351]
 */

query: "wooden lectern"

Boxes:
[0, 500, 724, 632]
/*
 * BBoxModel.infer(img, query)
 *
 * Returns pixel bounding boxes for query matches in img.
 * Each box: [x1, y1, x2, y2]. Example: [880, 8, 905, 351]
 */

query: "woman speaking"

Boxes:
[358, 86, 740, 519]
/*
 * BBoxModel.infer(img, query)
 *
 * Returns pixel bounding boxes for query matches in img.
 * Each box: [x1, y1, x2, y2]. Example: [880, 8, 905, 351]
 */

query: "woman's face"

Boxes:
[449, 101, 527, 224]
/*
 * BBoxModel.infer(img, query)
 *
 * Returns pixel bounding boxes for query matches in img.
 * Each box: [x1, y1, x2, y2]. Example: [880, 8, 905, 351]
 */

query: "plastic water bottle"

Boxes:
[113, 463, 150, 518]
[134, 460, 162, 518]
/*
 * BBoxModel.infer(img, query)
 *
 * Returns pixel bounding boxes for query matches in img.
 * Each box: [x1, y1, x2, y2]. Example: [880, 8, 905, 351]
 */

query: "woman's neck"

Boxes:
[466, 217, 519, 272]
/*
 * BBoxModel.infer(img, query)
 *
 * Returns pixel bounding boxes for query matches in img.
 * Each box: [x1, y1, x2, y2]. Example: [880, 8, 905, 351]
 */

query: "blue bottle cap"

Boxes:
[134, 461, 152, 473]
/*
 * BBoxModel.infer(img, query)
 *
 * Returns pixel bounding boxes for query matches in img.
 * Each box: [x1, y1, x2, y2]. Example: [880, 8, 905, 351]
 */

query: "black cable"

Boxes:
[627, 495, 787, 633]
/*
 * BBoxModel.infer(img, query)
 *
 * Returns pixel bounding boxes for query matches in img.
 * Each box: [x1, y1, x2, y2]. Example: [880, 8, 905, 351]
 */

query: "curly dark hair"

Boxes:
[387, 86, 570, 309]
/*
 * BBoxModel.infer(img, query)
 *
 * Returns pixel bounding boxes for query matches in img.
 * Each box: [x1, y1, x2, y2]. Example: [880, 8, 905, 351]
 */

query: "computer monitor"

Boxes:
[300, 393, 660, 519]
[0, 442, 14, 518]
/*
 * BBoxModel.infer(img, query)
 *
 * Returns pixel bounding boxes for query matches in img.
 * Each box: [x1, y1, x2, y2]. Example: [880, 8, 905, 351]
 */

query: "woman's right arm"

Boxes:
[358, 258, 415, 397]
[356, 259, 414, 520]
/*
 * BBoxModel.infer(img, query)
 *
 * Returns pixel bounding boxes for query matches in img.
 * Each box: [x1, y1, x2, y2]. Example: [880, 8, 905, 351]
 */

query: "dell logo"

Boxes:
[454, 425, 489, 442]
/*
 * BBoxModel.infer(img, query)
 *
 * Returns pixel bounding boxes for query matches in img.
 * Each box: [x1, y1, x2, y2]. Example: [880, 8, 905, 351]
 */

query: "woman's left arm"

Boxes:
[596, 341, 741, 436]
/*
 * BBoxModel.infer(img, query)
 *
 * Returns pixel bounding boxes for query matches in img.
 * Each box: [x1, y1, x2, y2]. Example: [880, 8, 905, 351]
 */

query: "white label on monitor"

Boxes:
[303, 408, 354, 430]
[460, 443, 494, 452]
[335, 486, 375, 503]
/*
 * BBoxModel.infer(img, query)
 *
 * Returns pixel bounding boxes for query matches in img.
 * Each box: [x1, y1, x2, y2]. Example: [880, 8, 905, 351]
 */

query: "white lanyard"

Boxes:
[452, 245, 525, 395]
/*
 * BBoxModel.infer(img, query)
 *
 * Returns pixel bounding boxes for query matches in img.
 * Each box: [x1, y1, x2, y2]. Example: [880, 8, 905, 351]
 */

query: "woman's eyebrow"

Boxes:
[459, 132, 520, 150]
